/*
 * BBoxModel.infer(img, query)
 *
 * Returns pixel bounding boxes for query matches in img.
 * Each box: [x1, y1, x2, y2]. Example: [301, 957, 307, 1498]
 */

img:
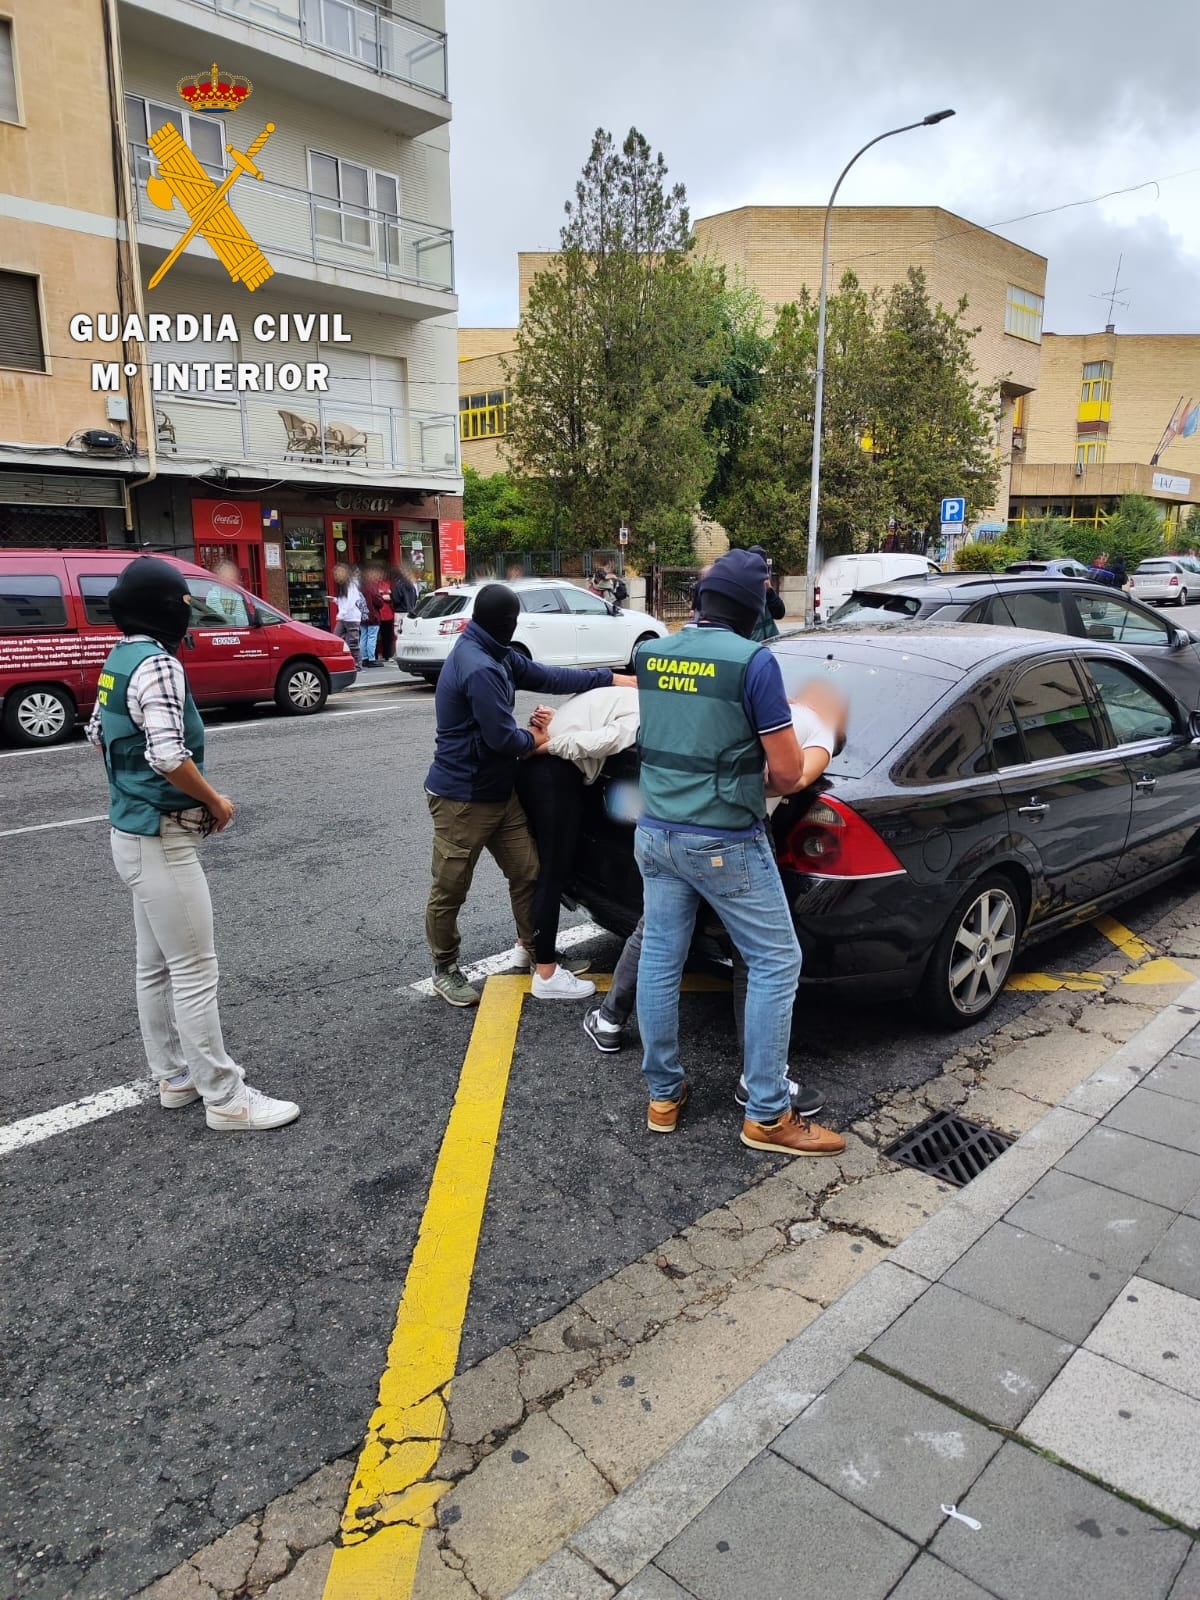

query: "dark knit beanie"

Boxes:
[697, 549, 769, 618]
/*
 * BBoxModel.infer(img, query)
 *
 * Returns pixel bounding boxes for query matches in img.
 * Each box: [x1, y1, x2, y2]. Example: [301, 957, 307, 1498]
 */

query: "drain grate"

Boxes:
[884, 1111, 1014, 1188]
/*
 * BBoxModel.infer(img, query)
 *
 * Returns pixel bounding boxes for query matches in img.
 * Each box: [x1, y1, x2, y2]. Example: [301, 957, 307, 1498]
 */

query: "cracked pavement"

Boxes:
[4, 685, 1200, 1599]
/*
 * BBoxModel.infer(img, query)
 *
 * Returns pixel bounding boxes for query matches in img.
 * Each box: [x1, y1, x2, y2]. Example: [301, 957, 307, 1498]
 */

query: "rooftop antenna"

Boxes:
[1091, 254, 1130, 333]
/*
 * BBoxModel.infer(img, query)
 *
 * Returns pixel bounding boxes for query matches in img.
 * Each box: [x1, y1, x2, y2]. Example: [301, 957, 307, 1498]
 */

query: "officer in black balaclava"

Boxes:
[108, 555, 193, 653]
[422, 581, 628, 1007]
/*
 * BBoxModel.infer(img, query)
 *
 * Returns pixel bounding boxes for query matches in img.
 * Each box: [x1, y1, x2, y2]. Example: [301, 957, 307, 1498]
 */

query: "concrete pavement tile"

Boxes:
[1141, 1214, 1200, 1296]
[888, 1557, 998, 1600]
[931, 1441, 1189, 1600]
[1146, 1052, 1200, 1106]
[942, 1221, 1126, 1343]
[1171, 1025, 1200, 1060]
[773, 1363, 1001, 1544]
[888, 1199, 996, 1283]
[1056, 1125, 1200, 1211]
[657, 1452, 915, 1600]
[1005, 1168, 1175, 1270]
[1170, 1545, 1200, 1598]
[616, 1567, 698, 1599]
[867, 1283, 1073, 1428]
[508, 1547, 617, 1599]
[1085, 1276, 1200, 1399]
[1063, 1063, 1145, 1119]
[1022, 1347, 1200, 1527]
[1104, 1086, 1200, 1156]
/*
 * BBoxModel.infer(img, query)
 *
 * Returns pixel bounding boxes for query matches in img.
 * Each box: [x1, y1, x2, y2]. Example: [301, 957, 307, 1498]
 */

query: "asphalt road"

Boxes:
[2, 669, 1199, 1599]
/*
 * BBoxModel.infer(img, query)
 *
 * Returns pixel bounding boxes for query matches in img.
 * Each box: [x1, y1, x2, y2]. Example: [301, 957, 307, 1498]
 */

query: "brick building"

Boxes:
[1012, 331, 1200, 537]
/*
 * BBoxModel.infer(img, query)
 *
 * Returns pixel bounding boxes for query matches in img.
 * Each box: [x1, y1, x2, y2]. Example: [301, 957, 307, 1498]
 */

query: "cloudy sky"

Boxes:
[446, 0, 1200, 337]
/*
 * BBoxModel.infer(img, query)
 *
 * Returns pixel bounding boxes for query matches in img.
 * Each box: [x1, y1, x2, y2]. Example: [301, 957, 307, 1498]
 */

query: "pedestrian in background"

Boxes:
[373, 567, 396, 661]
[391, 562, 419, 621]
[330, 563, 365, 666]
[360, 566, 382, 666]
[1088, 552, 1119, 587]
[631, 548, 845, 1157]
[748, 544, 785, 641]
[87, 557, 299, 1132]
[423, 583, 633, 1007]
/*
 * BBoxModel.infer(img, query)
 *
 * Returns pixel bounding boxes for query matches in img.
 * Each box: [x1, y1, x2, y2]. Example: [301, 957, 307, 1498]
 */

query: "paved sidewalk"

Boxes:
[514, 988, 1200, 1600]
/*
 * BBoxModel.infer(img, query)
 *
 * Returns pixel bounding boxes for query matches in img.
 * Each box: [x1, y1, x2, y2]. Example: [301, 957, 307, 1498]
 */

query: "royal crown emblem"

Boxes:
[177, 63, 252, 113]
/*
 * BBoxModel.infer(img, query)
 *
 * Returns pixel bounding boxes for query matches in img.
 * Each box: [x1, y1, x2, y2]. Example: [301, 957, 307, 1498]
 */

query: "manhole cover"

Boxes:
[884, 1111, 1014, 1188]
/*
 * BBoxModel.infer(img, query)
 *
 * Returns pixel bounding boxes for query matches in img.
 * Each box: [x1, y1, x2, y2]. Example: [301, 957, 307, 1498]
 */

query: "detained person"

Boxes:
[88, 557, 299, 1132]
[423, 583, 633, 1007]
[631, 549, 845, 1157]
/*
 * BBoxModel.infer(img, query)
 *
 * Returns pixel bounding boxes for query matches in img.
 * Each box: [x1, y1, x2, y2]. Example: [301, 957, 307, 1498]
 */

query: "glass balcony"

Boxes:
[153, 393, 460, 477]
[130, 143, 454, 296]
[165, 0, 447, 97]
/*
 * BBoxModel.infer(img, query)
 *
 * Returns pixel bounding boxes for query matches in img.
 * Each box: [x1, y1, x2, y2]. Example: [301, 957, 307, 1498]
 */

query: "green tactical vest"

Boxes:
[751, 608, 780, 643]
[98, 638, 206, 836]
[635, 627, 766, 830]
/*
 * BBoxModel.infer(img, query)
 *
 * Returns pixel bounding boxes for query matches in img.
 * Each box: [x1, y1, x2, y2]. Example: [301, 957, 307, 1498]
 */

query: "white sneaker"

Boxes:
[531, 966, 597, 1001]
[158, 1071, 200, 1109]
[506, 944, 591, 976]
[206, 1084, 300, 1132]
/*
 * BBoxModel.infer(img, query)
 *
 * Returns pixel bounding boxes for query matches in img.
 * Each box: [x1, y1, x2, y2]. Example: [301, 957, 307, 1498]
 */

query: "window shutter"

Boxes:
[0, 22, 18, 124]
[0, 273, 44, 371]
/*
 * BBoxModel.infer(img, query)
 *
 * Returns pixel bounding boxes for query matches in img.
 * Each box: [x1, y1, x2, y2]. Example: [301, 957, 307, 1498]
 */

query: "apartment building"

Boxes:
[1012, 330, 1200, 536]
[461, 208, 1046, 524]
[0, 0, 462, 616]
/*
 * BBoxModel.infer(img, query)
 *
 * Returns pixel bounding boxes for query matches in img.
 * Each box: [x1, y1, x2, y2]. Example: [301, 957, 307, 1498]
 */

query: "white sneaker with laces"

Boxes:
[206, 1084, 300, 1132]
[159, 1071, 200, 1109]
[531, 966, 597, 1001]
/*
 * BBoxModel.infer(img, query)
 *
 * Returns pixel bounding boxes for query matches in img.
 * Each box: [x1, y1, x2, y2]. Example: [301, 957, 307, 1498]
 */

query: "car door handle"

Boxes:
[1017, 800, 1049, 818]
[1135, 775, 1158, 794]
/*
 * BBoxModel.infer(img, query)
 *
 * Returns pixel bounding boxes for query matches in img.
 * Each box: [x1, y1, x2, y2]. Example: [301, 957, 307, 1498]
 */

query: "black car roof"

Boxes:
[837, 571, 1111, 602]
[776, 622, 1148, 676]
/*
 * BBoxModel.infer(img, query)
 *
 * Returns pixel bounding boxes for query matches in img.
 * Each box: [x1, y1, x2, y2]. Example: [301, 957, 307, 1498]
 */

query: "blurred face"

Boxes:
[793, 679, 849, 739]
[333, 563, 349, 585]
[214, 561, 240, 586]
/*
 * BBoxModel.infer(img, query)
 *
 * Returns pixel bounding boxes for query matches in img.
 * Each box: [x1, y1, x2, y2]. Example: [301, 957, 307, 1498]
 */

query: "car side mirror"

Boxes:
[1172, 628, 1192, 650]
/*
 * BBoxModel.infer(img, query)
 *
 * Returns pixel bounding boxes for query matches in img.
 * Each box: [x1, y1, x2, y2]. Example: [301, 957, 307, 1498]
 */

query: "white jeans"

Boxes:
[110, 821, 244, 1105]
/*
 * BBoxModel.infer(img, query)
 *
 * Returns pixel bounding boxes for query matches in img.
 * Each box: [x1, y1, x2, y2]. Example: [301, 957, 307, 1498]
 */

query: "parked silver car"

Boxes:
[1131, 559, 1192, 607]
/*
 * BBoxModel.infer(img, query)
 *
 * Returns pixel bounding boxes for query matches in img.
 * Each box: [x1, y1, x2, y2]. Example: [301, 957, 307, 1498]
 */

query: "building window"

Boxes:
[0, 270, 45, 371]
[1005, 285, 1044, 344]
[1080, 361, 1113, 406]
[308, 152, 399, 253]
[1076, 439, 1107, 466]
[459, 390, 511, 440]
[0, 18, 19, 124]
[125, 96, 225, 183]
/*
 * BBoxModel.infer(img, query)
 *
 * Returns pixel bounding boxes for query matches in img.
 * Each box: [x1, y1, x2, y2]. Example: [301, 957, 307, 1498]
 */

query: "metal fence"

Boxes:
[650, 565, 700, 622]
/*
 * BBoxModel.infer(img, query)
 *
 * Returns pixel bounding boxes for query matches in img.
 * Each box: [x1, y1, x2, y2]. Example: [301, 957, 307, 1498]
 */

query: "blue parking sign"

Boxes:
[940, 496, 966, 524]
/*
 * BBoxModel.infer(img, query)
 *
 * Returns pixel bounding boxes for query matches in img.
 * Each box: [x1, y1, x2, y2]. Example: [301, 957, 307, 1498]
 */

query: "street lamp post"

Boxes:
[804, 109, 955, 627]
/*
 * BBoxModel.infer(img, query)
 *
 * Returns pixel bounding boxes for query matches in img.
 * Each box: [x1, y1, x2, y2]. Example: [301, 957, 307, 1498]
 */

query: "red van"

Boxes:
[0, 550, 357, 747]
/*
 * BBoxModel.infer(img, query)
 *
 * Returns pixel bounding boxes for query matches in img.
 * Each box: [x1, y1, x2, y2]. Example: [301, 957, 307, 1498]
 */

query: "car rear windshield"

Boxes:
[772, 642, 957, 777]
[416, 592, 468, 619]
[829, 591, 924, 622]
[1137, 561, 1177, 573]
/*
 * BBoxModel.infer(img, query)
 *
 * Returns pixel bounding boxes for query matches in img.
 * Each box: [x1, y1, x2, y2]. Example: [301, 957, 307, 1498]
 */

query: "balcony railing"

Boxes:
[131, 144, 454, 294]
[154, 393, 460, 477]
[164, 0, 447, 96]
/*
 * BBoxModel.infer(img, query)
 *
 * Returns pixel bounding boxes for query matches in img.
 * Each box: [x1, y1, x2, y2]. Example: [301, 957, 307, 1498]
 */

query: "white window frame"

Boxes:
[0, 15, 24, 127]
[1005, 284, 1044, 345]
[126, 95, 227, 184]
[307, 149, 400, 255]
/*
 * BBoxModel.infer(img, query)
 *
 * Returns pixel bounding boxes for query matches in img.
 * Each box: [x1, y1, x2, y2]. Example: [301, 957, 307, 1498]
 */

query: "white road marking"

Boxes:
[0, 814, 107, 838]
[0, 1079, 154, 1157]
[409, 920, 607, 995]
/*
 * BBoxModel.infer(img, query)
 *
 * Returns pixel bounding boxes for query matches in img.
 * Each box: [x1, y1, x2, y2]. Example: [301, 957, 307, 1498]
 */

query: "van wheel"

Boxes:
[275, 660, 328, 715]
[4, 685, 75, 747]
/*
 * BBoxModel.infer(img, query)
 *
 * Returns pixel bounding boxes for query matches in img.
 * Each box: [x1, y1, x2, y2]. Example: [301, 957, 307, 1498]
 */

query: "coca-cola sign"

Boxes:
[193, 497, 261, 541]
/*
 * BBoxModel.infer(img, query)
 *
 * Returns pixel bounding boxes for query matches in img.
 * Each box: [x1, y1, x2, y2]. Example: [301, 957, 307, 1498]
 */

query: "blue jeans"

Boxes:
[361, 623, 379, 662]
[634, 824, 801, 1124]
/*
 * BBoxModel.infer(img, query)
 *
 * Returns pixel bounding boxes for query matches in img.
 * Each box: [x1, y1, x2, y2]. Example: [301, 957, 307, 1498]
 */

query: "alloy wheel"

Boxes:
[947, 887, 1018, 1016]
[17, 692, 68, 742]
[289, 669, 324, 709]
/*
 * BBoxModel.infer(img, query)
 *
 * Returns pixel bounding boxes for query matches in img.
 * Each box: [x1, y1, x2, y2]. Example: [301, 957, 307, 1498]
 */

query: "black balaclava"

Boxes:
[109, 556, 193, 652]
[473, 583, 520, 646]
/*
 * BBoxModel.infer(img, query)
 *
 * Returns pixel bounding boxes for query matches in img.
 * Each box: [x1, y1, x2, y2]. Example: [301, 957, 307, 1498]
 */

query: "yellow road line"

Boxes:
[1006, 970, 1108, 993]
[1092, 915, 1155, 963]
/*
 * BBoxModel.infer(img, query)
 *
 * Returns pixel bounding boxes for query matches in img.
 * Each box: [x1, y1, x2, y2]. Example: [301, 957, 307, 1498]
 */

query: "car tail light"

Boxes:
[814, 584, 821, 612]
[439, 617, 469, 635]
[1170, 575, 1180, 587]
[777, 796, 905, 879]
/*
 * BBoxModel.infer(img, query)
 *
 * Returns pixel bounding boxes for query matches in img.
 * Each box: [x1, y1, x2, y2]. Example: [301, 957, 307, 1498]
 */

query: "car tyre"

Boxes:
[275, 660, 328, 715]
[916, 872, 1024, 1028]
[3, 684, 75, 747]
[627, 631, 658, 671]
[1179, 588, 1189, 608]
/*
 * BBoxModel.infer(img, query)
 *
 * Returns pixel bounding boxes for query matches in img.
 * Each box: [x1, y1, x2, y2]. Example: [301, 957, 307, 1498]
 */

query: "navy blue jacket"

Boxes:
[425, 621, 615, 802]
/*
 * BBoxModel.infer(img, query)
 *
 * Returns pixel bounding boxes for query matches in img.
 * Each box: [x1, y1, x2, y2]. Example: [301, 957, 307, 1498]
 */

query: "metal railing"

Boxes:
[154, 393, 460, 476]
[161, 0, 448, 96]
[458, 400, 510, 440]
[131, 143, 454, 293]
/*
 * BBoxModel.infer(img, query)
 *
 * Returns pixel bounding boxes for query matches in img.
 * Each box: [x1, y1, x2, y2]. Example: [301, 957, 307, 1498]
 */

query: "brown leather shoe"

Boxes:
[740, 1110, 846, 1157]
[647, 1080, 690, 1134]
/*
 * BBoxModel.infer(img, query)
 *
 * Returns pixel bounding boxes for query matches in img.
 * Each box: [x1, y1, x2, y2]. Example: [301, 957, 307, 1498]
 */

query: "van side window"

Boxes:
[0, 574, 68, 631]
[189, 580, 250, 630]
[78, 574, 118, 627]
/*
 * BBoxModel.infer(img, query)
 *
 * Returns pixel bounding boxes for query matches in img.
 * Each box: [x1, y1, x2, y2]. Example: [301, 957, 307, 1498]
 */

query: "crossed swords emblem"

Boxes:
[145, 121, 276, 291]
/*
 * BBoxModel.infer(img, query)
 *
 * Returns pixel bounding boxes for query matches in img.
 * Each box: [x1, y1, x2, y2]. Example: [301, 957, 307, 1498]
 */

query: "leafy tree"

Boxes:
[953, 541, 1017, 573]
[1007, 518, 1070, 561]
[462, 467, 545, 570]
[1059, 496, 1164, 569]
[505, 128, 734, 567]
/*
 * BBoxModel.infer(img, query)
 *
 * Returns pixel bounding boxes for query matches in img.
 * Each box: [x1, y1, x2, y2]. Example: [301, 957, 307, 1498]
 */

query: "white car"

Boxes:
[395, 579, 668, 683]
[817, 552, 939, 621]
[1131, 558, 1192, 607]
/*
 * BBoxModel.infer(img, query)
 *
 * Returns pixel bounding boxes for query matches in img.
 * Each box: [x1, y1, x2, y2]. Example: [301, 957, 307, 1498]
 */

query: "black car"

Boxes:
[828, 571, 1200, 707]
[565, 628, 1200, 1027]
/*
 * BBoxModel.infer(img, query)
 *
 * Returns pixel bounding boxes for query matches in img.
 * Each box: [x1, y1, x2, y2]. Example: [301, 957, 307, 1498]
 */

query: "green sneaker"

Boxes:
[432, 966, 481, 1007]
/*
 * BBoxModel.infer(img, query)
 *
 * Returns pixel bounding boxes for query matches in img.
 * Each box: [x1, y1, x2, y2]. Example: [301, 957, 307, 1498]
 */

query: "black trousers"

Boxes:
[377, 620, 396, 660]
[514, 756, 585, 964]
